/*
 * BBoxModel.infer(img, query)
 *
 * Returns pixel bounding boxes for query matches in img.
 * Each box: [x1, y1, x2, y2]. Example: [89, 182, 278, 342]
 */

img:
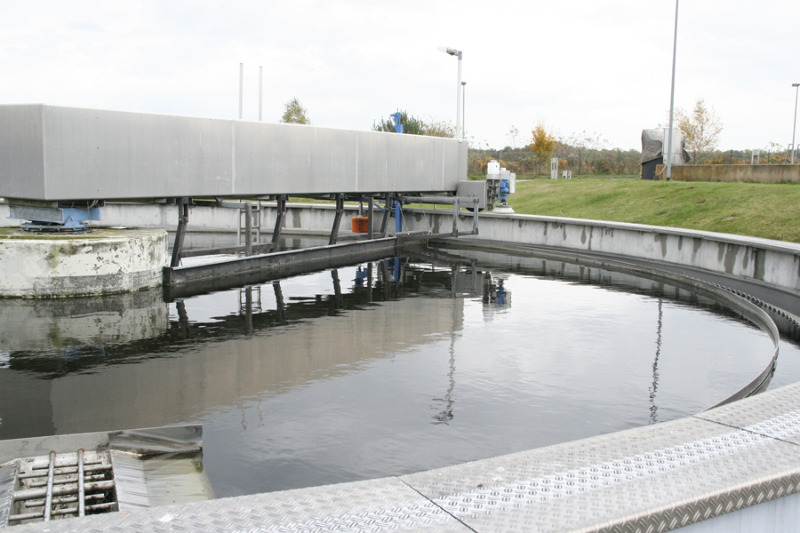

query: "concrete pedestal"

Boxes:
[0, 228, 168, 298]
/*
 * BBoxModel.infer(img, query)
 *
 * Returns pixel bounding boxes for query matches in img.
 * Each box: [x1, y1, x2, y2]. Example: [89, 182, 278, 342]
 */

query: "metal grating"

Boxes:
[5, 450, 117, 527]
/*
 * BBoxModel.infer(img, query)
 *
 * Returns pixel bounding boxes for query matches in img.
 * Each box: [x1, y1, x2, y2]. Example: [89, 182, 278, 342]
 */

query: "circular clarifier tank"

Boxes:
[0, 227, 168, 297]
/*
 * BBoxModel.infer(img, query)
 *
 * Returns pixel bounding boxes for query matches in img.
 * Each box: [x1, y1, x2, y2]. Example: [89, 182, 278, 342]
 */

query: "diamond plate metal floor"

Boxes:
[7, 382, 800, 532]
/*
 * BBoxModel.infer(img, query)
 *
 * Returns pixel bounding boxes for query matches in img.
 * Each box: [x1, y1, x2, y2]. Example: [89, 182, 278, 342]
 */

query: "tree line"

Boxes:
[469, 144, 643, 177]
[281, 98, 795, 175]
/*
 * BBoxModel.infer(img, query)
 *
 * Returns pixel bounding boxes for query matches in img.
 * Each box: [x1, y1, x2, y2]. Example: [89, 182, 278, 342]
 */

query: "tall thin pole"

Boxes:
[791, 83, 799, 164]
[666, 0, 679, 181]
[455, 52, 463, 141]
[258, 66, 263, 122]
[445, 48, 464, 141]
[461, 81, 466, 139]
[238, 63, 244, 119]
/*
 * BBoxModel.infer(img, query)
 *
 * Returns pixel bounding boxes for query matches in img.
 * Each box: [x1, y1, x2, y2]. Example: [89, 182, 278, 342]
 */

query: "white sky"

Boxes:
[1, 0, 798, 151]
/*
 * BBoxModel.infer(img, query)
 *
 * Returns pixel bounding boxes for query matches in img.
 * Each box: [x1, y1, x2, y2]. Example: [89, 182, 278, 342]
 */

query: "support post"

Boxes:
[243, 286, 253, 335]
[273, 281, 287, 325]
[394, 198, 402, 234]
[331, 269, 344, 308]
[170, 197, 190, 268]
[329, 194, 345, 245]
[271, 195, 287, 250]
[367, 262, 374, 302]
[244, 202, 253, 256]
[367, 196, 374, 240]
[380, 193, 392, 237]
[471, 199, 479, 235]
[452, 198, 460, 236]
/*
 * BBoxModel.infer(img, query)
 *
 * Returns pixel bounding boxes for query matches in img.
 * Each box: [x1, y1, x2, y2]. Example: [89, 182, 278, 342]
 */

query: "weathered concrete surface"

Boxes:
[404, 209, 800, 294]
[50, 201, 800, 295]
[0, 228, 168, 297]
[658, 163, 800, 183]
[0, 289, 167, 351]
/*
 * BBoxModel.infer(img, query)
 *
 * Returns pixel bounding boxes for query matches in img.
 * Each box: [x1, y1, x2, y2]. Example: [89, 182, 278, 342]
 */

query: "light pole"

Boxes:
[238, 62, 244, 119]
[445, 48, 463, 141]
[258, 65, 263, 122]
[461, 81, 466, 139]
[666, 0, 679, 181]
[792, 82, 799, 164]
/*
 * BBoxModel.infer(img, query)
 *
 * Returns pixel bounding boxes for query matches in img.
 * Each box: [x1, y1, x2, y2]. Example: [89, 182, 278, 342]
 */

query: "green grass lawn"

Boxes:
[508, 178, 800, 244]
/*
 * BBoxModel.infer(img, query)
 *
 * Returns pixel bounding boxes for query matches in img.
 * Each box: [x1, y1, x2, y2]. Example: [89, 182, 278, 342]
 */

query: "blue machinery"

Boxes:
[8, 204, 101, 232]
[498, 176, 510, 204]
[390, 112, 404, 133]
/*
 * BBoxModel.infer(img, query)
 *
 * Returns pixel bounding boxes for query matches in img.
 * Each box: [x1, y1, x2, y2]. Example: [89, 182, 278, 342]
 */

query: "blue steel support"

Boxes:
[394, 198, 402, 234]
[367, 197, 374, 240]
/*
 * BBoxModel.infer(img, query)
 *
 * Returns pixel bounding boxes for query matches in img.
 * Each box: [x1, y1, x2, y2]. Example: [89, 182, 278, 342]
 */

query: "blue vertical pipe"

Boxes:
[394, 199, 402, 233]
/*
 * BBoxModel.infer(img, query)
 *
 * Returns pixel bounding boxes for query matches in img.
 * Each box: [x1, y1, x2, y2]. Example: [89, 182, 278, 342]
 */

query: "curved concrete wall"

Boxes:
[404, 209, 800, 294]
[9, 200, 794, 295]
[0, 227, 168, 297]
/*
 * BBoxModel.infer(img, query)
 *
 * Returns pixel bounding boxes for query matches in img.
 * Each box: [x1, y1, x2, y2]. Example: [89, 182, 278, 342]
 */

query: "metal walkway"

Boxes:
[7, 382, 800, 532]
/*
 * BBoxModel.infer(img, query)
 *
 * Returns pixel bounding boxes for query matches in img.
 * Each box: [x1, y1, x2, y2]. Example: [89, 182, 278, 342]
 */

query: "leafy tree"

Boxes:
[423, 119, 455, 138]
[373, 111, 424, 135]
[530, 123, 556, 173]
[372, 111, 454, 137]
[675, 99, 722, 163]
[561, 131, 608, 174]
[508, 125, 519, 149]
[281, 97, 310, 124]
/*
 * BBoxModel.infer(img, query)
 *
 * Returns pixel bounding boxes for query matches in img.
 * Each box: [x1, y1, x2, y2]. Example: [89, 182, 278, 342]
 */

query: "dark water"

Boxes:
[1, 248, 799, 498]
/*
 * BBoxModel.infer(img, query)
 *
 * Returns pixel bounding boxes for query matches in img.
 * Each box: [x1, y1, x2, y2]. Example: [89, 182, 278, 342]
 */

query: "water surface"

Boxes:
[1, 250, 798, 497]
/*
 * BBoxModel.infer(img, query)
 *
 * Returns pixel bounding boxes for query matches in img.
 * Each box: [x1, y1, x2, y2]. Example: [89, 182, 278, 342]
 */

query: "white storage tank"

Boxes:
[487, 159, 500, 177]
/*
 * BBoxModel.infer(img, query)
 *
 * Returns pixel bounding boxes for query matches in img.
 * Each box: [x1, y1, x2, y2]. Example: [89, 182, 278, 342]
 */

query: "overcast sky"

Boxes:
[1, 1, 798, 151]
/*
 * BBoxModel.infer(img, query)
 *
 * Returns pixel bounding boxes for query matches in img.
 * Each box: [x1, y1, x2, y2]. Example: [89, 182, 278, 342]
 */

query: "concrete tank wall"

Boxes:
[163, 202, 800, 293]
[0, 226, 168, 297]
[413, 211, 800, 292]
[7, 200, 800, 295]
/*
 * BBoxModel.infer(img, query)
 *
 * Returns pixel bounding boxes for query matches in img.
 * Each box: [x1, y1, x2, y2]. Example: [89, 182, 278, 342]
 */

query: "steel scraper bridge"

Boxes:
[0, 104, 477, 290]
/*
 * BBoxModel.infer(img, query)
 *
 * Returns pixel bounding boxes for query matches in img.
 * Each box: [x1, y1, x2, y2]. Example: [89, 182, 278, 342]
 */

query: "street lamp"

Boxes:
[461, 81, 466, 139]
[666, 0, 679, 181]
[792, 82, 799, 164]
[445, 47, 463, 141]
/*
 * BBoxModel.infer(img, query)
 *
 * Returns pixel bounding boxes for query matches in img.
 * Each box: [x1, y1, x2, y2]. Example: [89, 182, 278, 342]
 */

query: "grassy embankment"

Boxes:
[507, 178, 800, 244]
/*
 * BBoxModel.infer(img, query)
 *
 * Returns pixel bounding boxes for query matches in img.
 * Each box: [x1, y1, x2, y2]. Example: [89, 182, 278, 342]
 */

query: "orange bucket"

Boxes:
[351, 216, 369, 233]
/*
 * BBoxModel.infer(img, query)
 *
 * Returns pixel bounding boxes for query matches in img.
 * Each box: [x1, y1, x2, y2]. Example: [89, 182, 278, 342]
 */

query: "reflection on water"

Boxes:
[1, 249, 799, 498]
[649, 299, 663, 425]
